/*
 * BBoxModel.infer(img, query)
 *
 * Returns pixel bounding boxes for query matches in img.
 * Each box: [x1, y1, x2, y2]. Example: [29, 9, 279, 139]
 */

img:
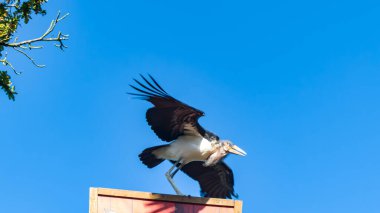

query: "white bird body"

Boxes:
[152, 135, 214, 164]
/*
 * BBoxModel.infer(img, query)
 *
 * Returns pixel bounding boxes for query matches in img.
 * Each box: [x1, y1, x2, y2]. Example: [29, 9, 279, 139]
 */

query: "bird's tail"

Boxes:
[139, 145, 168, 168]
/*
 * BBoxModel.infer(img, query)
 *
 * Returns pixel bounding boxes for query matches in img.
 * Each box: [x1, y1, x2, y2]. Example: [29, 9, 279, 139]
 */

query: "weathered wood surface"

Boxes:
[89, 187, 243, 213]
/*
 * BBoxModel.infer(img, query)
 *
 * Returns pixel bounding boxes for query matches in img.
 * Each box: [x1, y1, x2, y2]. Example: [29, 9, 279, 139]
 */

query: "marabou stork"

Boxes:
[129, 75, 247, 199]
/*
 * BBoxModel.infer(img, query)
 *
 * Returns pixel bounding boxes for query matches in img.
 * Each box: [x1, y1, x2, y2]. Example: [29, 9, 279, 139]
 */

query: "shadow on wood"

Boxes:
[89, 187, 243, 213]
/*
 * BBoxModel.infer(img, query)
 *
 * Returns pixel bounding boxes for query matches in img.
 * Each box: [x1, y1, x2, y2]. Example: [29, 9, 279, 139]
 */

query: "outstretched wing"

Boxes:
[180, 161, 237, 199]
[128, 74, 206, 142]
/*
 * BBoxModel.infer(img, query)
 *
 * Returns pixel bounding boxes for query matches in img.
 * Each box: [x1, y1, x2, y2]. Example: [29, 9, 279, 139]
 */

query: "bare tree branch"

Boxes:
[0, 11, 69, 72]
[13, 48, 45, 68]
[1, 11, 69, 48]
[19, 43, 43, 49]
[0, 1, 69, 100]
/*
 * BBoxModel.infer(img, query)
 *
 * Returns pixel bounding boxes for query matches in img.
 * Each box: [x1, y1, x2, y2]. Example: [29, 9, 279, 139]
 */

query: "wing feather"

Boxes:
[178, 161, 237, 199]
[148, 74, 169, 94]
[129, 75, 206, 142]
[133, 79, 166, 97]
[140, 74, 168, 95]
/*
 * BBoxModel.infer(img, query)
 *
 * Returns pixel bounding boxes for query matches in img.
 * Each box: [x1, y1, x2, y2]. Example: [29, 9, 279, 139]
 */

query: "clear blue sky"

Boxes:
[1, 1, 380, 212]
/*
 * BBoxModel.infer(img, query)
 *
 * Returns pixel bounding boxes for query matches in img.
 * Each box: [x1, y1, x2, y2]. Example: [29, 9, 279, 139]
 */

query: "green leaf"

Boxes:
[0, 70, 17, 100]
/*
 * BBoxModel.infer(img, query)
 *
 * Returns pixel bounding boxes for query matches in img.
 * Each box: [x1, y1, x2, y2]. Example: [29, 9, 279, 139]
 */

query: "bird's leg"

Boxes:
[165, 160, 183, 196]
[170, 162, 185, 178]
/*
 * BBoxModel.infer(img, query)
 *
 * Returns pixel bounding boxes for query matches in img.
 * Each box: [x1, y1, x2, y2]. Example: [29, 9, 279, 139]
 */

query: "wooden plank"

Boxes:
[97, 195, 110, 213]
[174, 203, 194, 213]
[220, 207, 235, 213]
[96, 187, 237, 207]
[132, 199, 175, 213]
[234, 200, 243, 213]
[90, 187, 244, 212]
[89, 188, 98, 213]
[97, 196, 133, 213]
[193, 204, 220, 213]
[110, 197, 133, 213]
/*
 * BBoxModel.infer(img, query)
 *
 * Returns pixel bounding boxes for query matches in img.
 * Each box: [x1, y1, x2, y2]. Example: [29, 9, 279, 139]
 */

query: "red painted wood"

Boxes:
[132, 199, 176, 213]
[193, 204, 220, 213]
[174, 203, 193, 213]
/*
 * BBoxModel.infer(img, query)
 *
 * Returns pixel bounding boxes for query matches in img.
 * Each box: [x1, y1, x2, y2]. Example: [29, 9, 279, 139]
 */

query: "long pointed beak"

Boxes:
[229, 145, 247, 156]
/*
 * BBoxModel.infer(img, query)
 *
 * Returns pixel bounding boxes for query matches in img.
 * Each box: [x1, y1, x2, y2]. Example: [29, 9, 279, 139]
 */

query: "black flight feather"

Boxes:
[128, 74, 207, 142]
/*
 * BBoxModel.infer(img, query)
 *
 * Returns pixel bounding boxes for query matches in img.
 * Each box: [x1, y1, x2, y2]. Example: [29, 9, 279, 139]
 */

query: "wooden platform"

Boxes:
[89, 187, 243, 213]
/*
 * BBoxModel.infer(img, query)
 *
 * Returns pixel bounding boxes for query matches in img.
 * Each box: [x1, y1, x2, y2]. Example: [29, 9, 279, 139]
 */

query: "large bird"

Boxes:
[129, 75, 247, 199]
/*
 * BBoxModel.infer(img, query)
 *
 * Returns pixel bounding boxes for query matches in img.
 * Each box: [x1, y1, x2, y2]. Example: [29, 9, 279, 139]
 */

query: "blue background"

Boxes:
[1, 1, 380, 212]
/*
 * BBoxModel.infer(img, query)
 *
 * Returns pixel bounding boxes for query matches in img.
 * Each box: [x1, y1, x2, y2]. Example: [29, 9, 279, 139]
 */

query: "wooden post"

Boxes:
[89, 187, 243, 213]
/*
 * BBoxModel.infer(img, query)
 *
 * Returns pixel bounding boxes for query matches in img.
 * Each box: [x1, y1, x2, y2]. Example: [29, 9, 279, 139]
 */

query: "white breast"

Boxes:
[157, 135, 213, 163]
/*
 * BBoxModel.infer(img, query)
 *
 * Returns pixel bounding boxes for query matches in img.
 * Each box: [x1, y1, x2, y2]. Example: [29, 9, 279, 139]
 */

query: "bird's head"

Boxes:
[204, 140, 247, 166]
[221, 140, 247, 157]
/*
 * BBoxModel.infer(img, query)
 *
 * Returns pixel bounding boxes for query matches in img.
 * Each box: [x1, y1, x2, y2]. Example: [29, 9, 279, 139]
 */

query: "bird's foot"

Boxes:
[174, 189, 184, 196]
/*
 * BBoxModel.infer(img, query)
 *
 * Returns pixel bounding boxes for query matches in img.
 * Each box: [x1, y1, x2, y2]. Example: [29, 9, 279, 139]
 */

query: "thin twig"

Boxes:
[13, 47, 45, 68]
[4, 3, 19, 8]
[0, 53, 21, 75]
[19, 44, 43, 49]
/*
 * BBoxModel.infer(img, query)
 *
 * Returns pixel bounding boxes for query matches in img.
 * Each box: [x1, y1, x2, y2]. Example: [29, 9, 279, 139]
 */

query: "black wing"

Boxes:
[128, 74, 206, 142]
[180, 161, 237, 199]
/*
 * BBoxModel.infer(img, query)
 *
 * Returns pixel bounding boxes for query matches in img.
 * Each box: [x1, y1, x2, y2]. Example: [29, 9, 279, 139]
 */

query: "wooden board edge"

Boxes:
[94, 187, 239, 207]
[89, 187, 98, 213]
[234, 200, 243, 213]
